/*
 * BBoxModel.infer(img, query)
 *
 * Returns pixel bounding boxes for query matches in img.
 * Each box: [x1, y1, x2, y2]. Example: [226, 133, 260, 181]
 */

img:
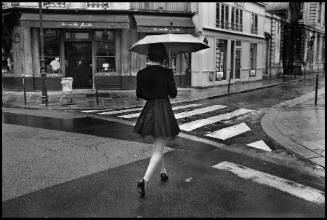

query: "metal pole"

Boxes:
[96, 86, 99, 106]
[314, 73, 318, 105]
[23, 76, 26, 105]
[228, 71, 231, 93]
[39, 2, 47, 106]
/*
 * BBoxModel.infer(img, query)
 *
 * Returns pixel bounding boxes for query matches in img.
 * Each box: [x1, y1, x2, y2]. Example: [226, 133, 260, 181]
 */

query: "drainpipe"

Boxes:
[270, 16, 273, 79]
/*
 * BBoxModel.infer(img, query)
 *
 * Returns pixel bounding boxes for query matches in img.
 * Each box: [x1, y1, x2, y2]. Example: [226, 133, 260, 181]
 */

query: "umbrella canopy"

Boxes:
[130, 33, 210, 55]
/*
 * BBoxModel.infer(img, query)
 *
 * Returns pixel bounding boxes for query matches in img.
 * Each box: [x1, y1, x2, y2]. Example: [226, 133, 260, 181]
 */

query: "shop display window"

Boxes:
[43, 29, 62, 74]
[250, 43, 257, 76]
[215, 38, 227, 80]
[95, 30, 116, 73]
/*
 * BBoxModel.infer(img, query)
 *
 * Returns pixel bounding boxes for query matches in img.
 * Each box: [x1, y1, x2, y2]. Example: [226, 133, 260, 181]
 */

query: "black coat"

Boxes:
[136, 65, 177, 100]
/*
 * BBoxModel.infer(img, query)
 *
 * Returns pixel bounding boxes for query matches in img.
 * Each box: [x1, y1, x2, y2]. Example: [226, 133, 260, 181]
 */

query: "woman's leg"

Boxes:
[143, 137, 165, 182]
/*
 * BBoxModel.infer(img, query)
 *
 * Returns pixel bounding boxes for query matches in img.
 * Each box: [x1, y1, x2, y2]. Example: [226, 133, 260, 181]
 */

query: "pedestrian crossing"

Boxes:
[212, 161, 325, 204]
[80, 102, 272, 152]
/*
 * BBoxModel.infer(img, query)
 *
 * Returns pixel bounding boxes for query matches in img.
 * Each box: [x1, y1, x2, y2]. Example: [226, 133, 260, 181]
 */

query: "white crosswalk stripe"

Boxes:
[212, 161, 325, 204]
[205, 122, 251, 140]
[246, 140, 272, 152]
[174, 104, 226, 119]
[97, 107, 143, 115]
[180, 108, 256, 131]
[118, 103, 203, 119]
[81, 109, 112, 113]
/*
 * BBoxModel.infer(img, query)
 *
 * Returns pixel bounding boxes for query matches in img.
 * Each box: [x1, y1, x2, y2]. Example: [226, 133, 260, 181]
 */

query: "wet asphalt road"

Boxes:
[2, 77, 325, 217]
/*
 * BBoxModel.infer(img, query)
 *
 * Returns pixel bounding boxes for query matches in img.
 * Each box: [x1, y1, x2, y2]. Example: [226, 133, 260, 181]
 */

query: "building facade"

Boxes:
[263, 9, 284, 78]
[190, 2, 266, 87]
[2, 2, 195, 91]
[266, 2, 325, 75]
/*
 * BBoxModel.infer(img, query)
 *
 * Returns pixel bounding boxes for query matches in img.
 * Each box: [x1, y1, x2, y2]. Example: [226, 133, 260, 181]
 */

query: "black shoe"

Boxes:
[160, 172, 169, 182]
[137, 179, 145, 198]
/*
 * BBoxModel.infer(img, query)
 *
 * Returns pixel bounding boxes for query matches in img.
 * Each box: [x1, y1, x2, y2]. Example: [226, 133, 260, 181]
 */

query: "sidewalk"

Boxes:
[261, 88, 325, 168]
[2, 74, 318, 110]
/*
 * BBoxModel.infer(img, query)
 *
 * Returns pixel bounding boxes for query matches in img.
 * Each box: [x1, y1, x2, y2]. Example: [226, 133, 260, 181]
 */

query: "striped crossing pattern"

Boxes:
[212, 161, 325, 204]
[81, 102, 271, 152]
[205, 122, 251, 140]
[179, 108, 255, 131]
[119, 103, 203, 119]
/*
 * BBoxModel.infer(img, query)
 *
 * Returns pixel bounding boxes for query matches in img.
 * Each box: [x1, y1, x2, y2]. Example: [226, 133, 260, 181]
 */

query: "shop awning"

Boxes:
[19, 13, 130, 29]
[134, 15, 195, 34]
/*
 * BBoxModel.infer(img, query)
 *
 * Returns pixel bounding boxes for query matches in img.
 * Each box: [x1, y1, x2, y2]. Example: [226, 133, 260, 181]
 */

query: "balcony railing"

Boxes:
[216, 20, 243, 32]
[251, 27, 258, 34]
[43, 2, 66, 8]
[87, 2, 111, 9]
[130, 2, 191, 12]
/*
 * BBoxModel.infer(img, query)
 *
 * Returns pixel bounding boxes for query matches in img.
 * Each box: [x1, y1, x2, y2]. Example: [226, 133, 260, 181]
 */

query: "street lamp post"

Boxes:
[39, 2, 48, 106]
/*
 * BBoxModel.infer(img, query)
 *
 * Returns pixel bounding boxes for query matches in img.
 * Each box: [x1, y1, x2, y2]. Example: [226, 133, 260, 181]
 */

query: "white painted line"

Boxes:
[180, 108, 256, 131]
[81, 109, 112, 113]
[119, 103, 203, 119]
[212, 161, 325, 204]
[174, 104, 226, 119]
[98, 107, 143, 115]
[205, 122, 251, 140]
[246, 140, 272, 152]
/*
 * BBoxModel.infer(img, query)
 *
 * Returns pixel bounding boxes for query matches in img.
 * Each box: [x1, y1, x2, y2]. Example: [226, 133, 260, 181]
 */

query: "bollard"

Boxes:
[23, 76, 27, 106]
[228, 74, 231, 93]
[96, 86, 99, 106]
[314, 74, 318, 106]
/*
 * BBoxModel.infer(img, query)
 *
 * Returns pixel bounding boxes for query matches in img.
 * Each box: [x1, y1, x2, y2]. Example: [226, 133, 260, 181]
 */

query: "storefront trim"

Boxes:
[20, 13, 130, 29]
[134, 15, 195, 33]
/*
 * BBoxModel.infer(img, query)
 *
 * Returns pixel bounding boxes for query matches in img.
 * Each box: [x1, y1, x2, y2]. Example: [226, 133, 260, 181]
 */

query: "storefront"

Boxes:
[191, 2, 266, 88]
[2, 9, 195, 91]
[128, 14, 195, 88]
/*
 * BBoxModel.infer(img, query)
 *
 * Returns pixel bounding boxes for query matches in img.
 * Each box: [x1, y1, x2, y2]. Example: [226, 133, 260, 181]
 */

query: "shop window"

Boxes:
[43, 29, 62, 74]
[249, 43, 257, 75]
[95, 30, 116, 73]
[215, 39, 227, 80]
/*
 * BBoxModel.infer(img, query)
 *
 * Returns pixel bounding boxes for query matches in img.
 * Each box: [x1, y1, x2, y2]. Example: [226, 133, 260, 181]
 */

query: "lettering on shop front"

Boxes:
[61, 22, 93, 28]
[153, 27, 182, 33]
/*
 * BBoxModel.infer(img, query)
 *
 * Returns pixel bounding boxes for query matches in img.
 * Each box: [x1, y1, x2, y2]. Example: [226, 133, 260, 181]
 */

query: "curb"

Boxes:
[261, 89, 325, 169]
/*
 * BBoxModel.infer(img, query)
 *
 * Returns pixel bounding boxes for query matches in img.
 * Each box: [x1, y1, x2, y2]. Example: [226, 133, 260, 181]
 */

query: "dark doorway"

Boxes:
[65, 42, 92, 89]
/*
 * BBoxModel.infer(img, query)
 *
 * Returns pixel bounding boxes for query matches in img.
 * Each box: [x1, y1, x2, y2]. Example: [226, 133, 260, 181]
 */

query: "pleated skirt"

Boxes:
[133, 98, 180, 139]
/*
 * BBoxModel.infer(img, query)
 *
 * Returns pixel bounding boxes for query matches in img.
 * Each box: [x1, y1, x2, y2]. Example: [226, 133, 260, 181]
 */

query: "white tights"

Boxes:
[143, 137, 167, 182]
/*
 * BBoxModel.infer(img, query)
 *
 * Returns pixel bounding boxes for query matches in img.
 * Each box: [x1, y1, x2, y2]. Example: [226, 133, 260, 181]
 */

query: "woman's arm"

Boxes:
[167, 69, 177, 98]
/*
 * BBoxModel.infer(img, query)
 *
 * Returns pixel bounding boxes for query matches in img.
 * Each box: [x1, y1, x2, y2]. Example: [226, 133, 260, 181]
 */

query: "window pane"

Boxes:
[43, 29, 61, 73]
[95, 30, 114, 41]
[96, 57, 116, 72]
[74, 32, 89, 39]
[95, 41, 115, 56]
[216, 38, 227, 80]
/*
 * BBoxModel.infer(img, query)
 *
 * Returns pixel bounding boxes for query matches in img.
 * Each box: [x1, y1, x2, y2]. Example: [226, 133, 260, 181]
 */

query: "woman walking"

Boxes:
[134, 43, 180, 198]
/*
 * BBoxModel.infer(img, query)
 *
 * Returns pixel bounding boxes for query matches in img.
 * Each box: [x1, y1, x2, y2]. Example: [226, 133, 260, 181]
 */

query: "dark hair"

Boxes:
[147, 43, 168, 63]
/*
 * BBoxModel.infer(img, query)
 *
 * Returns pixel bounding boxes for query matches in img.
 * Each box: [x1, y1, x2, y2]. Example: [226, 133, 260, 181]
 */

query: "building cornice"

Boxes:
[2, 7, 195, 17]
[203, 26, 265, 39]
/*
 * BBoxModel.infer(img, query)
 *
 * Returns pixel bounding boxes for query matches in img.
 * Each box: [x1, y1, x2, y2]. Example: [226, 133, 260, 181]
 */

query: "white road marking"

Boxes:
[212, 161, 325, 204]
[246, 140, 272, 152]
[174, 104, 226, 119]
[180, 108, 256, 131]
[98, 107, 143, 115]
[81, 109, 112, 113]
[205, 122, 251, 140]
[118, 103, 203, 119]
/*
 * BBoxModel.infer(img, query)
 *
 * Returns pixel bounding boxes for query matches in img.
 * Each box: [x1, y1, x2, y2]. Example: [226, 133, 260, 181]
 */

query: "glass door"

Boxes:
[65, 41, 92, 89]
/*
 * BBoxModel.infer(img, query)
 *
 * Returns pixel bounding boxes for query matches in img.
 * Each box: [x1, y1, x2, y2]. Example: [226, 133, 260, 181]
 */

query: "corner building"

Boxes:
[191, 2, 266, 87]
